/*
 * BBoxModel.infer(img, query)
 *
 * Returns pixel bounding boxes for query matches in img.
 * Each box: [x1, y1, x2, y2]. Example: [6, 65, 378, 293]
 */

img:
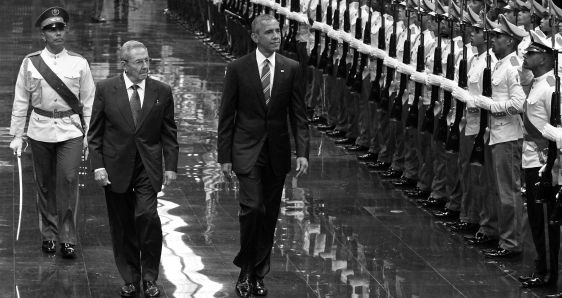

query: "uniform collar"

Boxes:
[123, 72, 146, 90]
[42, 48, 67, 59]
[533, 69, 554, 84]
[496, 51, 517, 65]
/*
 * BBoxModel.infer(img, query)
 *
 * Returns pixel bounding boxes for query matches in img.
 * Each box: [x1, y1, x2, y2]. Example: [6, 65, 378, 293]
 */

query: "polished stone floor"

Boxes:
[0, 0, 560, 297]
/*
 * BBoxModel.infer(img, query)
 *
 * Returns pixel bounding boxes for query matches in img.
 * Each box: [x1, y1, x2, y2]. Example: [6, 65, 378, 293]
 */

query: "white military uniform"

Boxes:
[10, 48, 95, 140]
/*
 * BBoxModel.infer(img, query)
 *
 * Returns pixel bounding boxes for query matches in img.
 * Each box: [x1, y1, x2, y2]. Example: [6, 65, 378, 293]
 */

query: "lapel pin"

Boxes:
[280, 69, 284, 73]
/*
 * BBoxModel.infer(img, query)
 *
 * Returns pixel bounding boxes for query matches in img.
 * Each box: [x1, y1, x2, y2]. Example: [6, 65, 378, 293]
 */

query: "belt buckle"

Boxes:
[53, 109, 57, 118]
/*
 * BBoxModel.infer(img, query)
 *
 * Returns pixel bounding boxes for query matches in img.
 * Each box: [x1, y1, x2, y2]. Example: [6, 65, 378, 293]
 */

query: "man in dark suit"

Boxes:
[218, 14, 310, 298]
[87, 40, 179, 298]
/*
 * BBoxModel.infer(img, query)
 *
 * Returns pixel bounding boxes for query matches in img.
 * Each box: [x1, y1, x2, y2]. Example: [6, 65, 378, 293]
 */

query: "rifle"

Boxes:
[422, 5, 443, 134]
[319, 0, 334, 70]
[444, 0, 467, 152]
[347, 1, 363, 87]
[390, 2, 412, 120]
[368, 0, 387, 105]
[337, 0, 351, 78]
[325, 0, 341, 75]
[405, 0, 425, 128]
[380, 0, 399, 109]
[469, 1, 492, 166]
[308, 0, 323, 67]
[352, 0, 373, 93]
[282, 0, 299, 54]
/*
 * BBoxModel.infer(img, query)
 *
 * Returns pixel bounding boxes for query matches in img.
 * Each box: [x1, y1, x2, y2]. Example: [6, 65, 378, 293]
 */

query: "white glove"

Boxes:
[343, 32, 354, 44]
[311, 21, 324, 31]
[278, 7, 290, 16]
[543, 123, 562, 142]
[297, 13, 308, 24]
[327, 29, 338, 39]
[383, 57, 398, 69]
[358, 43, 371, 54]
[349, 39, 361, 49]
[410, 71, 428, 84]
[440, 78, 456, 92]
[538, 163, 547, 178]
[370, 47, 386, 59]
[321, 23, 331, 33]
[427, 74, 443, 87]
[474, 95, 494, 110]
[83, 137, 89, 160]
[397, 63, 415, 75]
[271, 2, 280, 9]
[9, 136, 23, 156]
[451, 86, 471, 103]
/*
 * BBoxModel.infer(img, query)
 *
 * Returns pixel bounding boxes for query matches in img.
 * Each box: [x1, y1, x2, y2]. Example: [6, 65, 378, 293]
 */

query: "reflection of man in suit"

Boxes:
[218, 14, 310, 298]
[87, 40, 179, 298]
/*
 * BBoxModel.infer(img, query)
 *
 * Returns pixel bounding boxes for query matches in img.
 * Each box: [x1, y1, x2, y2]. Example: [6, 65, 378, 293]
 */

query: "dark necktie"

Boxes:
[261, 59, 271, 105]
[130, 84, 141, 126]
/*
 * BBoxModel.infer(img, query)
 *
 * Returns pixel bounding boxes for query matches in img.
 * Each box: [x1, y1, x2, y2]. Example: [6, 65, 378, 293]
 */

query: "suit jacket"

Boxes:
[217, 52, 310, 176]
[88, 75, 179, 193]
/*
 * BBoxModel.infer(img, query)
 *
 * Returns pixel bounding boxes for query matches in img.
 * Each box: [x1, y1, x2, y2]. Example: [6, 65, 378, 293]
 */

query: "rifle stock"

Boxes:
[370, 8, 387, 104]
[390, 9, 411, 120]
[352, 3, 372, 93]
[347, 3, 363, 87]
[336, 1, 351, 78]
[308, 1, 323, 66]
[422, 18, 442, 134]
[405, 25, 425, 128]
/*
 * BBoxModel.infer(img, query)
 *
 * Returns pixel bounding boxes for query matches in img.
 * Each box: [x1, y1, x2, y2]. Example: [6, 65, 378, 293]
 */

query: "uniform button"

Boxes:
[54, 99, 57, 102]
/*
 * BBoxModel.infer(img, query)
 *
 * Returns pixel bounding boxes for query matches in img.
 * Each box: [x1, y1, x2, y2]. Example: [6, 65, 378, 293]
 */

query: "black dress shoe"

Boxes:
[120, 283, 137, 297]
[358, 152, 377, 162]
[317, 124, 336, 131]
[327, 130, 345, 137]
[235, 273, 253, 298]
[433, 209, 460, 221]
[367, 161, 390, 171]
[380, 169, 403, 179]
[41, 240, 56, 253]
[404, 189, 431, 198]
[421, 197, 447, 209]
[449, 222, 479, 233]
[547, 292, 562, 298]
[335, 137, 356, 145]
[521, 276, 550, 288]
[253, 278, 267, 296]
[345, 145, 369, 152]
[61, 243, 76, 258]
[483, 248, 521, 258]
[143, 280, 160, 297]
[465, 234, 498, 246]
[392, 177, 417, 188]
[311, 116, 327, 125]
[550, 204, 562, 225]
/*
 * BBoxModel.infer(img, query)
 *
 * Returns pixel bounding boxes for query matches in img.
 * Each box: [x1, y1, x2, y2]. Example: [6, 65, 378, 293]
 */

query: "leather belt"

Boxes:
[33, 107, 75, 118]
[467, 107, 480, 114]
[491, 111, 507, 118]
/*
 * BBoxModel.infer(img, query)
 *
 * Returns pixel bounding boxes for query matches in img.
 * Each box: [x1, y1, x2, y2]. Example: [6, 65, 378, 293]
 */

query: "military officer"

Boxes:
[518, 29, 560, 288]
[8, 7, 95, 258]
[473, 14, 527, 258]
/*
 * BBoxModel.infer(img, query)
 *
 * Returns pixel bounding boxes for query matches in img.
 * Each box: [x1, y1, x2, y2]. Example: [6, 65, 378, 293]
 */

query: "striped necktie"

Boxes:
[261, 59, 271, 105]
[130, 84, 141, 126]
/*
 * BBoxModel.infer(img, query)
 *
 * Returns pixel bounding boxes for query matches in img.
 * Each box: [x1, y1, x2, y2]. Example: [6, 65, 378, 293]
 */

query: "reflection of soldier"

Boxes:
[9, 7, 95, 258]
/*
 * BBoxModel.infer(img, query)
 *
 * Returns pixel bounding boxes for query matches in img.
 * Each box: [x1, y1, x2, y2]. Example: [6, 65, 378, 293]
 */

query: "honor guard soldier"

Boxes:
[518, 29, 560, 288]
[8, 7, 95, 258]
[473, 14, 527, 258]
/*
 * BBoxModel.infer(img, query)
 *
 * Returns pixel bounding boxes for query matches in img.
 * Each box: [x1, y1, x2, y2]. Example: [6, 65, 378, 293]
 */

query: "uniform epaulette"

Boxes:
[510, 55, 520, 67]
[25, 51, 41, 58]
[67, 51, 84, 59]
[547, 75, 556, 87]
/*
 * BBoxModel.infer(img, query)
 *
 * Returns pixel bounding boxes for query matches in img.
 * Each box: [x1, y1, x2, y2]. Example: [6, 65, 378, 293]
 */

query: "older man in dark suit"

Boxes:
[88, 40, 178, 298]
[218, 14, 310, 298]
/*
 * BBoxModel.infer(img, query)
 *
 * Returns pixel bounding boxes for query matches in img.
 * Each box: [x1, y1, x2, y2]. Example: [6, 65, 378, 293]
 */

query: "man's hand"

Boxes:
[221, 163, 233, 181]
[163, 171, 177, 186]
[94, 168, 111, 187]
[295, 157, 309, 177]
[9, 137, 23, 157]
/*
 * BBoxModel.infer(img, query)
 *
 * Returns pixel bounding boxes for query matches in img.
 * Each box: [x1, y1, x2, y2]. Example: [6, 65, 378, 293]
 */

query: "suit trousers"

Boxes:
[524, 167, 560, 278]
[30, 136, 82, 244]
[234, 163, 286, 278]
[105, 156, 162, 283]
[491, 139, 523, 251]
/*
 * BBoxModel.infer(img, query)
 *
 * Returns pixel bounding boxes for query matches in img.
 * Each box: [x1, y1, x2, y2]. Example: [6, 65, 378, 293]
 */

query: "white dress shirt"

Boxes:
[256, 49, 275, 93]
[123, 72, 146, 108]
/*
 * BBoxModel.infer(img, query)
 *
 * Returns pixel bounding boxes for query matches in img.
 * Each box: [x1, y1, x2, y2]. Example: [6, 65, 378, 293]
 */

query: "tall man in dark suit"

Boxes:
[87, 40, 179, 298]
[218, 14, 310, 298]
